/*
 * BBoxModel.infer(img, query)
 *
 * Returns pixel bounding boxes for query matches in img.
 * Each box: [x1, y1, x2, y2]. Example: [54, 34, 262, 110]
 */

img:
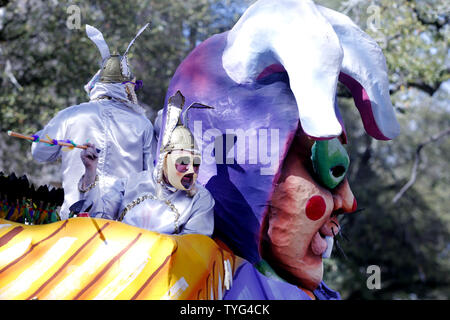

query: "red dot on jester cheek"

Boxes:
[305, 195, 327, 221]
[352, 198, 358, 212]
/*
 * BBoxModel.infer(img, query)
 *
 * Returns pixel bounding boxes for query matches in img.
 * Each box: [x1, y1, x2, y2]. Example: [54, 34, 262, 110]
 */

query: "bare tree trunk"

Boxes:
[392, 128, 450, 203]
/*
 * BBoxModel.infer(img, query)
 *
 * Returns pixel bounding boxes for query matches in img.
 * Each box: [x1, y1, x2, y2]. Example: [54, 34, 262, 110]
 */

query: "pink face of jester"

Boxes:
[262, 129, 356, 291]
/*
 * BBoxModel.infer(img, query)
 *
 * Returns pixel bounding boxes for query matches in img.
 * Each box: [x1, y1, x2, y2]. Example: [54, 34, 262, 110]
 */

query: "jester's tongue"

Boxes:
[311, 232, 328, 256]
[181, 174, 194, 189]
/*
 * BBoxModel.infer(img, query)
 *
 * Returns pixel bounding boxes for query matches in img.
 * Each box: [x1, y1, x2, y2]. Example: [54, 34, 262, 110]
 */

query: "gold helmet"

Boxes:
[99, 53, 132, 83]
[86, 23, 149, 84]
[164, 125, 198, 153]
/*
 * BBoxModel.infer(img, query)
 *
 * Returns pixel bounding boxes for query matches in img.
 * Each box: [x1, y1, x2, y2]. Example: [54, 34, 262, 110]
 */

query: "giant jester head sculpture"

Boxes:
[160, 0, 400, 292]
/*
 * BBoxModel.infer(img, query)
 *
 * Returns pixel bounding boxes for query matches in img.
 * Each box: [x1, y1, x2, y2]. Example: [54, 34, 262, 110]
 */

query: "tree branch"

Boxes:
[405, 81, 442, 96]
[0, 0, 10, 8]
[389, 74, 449, 96]
[392, 128, 450, 203]
[412, 6, 449, 32]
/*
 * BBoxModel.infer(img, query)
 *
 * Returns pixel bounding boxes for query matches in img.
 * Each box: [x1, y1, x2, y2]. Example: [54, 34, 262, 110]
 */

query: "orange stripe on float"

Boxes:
[73, 233, 142, 300]
[0, 226, 23, 248]
[0, 220, 68, 274]
[131, 247, 177, 300]
[26, 222, 111, 300]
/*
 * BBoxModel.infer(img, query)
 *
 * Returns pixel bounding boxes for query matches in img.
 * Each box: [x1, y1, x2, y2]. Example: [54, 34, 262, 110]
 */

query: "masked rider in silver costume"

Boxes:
[79, 91, 215, 237]
[31, 24, 156, 219]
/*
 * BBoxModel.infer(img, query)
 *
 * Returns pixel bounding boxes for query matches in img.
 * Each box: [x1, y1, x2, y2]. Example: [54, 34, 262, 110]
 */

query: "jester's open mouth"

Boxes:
[311, 229, 334, 259]
[311, 230, 328, 256]
[181, 173, 194, 189]
[311, 219, 340, 258]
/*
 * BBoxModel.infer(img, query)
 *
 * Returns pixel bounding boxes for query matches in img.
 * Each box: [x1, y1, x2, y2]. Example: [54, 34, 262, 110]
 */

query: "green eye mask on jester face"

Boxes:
[310, 138, 350, 190]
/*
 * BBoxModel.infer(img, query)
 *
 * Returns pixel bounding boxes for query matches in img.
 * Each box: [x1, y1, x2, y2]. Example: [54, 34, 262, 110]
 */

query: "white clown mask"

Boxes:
[163, 150, 201, 191]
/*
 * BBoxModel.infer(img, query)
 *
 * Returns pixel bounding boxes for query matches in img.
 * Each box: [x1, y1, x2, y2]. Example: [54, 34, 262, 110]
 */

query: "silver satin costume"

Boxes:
[31, 82, 156, 219]
[80, 169, 215, 236]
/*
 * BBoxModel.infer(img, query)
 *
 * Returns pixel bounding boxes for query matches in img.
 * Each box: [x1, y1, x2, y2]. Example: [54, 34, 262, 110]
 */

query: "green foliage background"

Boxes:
[0, 0, 448, 299]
